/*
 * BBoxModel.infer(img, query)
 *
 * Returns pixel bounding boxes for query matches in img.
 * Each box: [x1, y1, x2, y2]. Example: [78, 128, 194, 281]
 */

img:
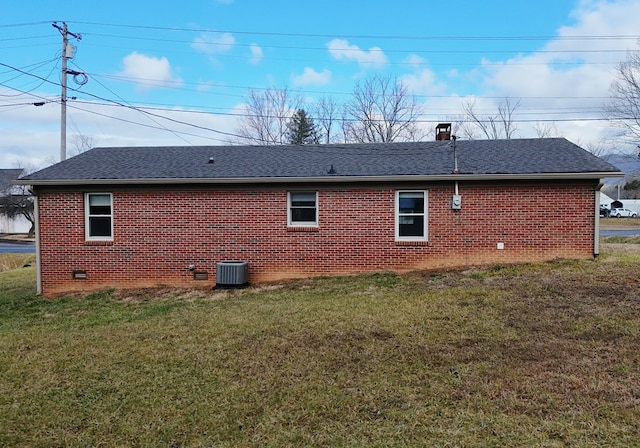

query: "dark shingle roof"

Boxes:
[20, 139, 622, 185]
[0, 169, 24, 191]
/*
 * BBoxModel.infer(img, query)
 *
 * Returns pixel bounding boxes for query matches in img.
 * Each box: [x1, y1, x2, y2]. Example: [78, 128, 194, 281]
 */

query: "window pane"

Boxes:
[90, 205, 111, 215]
[289, 192, 317, 225]
[89, 217, 111, 237]
[291, 208, 316, 222]
[89, 194, 111, 207]
[399, 216, 424, 237]
[89, 194, 111, 215]
[291, 192, 316, 207]
[399, 192, 424, 214]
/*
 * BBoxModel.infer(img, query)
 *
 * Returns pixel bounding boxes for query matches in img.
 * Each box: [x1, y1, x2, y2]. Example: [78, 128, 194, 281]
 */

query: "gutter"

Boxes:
[15, 171, 624, 187]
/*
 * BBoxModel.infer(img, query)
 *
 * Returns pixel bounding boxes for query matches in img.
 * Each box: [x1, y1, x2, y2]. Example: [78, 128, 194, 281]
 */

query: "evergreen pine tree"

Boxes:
[286, 109, 320, 144]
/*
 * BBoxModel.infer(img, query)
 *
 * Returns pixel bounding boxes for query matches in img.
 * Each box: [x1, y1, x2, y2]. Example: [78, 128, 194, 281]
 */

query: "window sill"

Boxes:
[395, 240, 428, 246]
[287, 226, 319, 232]
[84, 240, 114, 246]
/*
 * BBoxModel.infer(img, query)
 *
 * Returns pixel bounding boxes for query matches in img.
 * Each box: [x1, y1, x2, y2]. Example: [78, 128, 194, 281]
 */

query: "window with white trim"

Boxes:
[85, 193, 113, 240]
[395, 190, 427, 241]
[288, 191, 318, 226]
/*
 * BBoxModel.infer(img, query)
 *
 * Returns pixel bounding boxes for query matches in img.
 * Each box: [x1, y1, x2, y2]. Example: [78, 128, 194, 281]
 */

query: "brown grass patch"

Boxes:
[1, 249, 639, 446]
[0, 253, 34, 272]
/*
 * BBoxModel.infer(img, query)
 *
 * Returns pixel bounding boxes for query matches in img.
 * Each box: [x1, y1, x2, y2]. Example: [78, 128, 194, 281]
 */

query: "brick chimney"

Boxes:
[435, 123, 452, 141]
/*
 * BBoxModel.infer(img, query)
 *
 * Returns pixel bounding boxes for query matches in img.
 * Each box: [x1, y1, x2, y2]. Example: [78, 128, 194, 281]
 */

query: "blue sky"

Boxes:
[1, 0, 639, 168]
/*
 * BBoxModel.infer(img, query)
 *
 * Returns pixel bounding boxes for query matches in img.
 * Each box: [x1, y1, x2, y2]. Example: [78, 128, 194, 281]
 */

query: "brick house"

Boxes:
[17, 137, 622, 296]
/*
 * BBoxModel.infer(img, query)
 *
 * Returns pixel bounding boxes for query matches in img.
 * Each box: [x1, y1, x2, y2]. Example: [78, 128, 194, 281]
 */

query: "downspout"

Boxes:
[29, 189, 42, 294]
[594, 181, 603, 258]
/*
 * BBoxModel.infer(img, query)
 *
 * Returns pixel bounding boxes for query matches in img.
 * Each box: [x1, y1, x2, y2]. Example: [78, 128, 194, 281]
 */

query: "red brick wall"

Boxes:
[35, 181, 597, 295]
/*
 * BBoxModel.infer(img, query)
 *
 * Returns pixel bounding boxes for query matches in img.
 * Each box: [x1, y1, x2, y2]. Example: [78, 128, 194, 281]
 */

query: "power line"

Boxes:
[0, 21, 625, 72]
[62, 98, 619, 124]
[0, 58, 59, 96]
[71, 61, 194, 146]
[65, 102, 235, 144]
[5, 39, 625, 67]
[0, 21, 52, 29]
[66, 32, 630, 70]
[90, 73, 614, 102]
[82, 31, 634, 55]
[0, 60, 623, 126]
[65, 21, 640, 42]
[0, 34, 57, 43]
[0, 35, 633, 147]
[0, 60, 619, 116]
[0, 62, 60, 88]
[81, 45, 624, 69]
[61, 83, 248, 141]
[0, 60, 244, 139]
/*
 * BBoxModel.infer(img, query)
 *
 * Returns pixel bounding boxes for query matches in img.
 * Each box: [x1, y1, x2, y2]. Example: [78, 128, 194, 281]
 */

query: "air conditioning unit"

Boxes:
[215, 261, 248, 289]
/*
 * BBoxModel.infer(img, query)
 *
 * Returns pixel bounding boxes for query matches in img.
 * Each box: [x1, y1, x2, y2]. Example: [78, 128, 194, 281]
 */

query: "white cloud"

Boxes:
[249, 44, 263, 65]
[327, 39, 388, 68]
[118, 52, 182, 92]
[291, 67, 332, 86]
[404, 54, 426, 67]
[0, 94, 243, 168]
[401, 67, 446, 97]
[192, 32, 235, 55]
[459, 0, 640, 148]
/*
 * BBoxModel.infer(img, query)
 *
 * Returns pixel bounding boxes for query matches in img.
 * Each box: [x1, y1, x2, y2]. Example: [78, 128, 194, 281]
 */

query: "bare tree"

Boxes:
[236, 85, 302, 145]
[0, 163, 37, 237]
[462, 97, 521, 139]
[343, 75, 424, 143]
[456, 116, 481, 140]
[533, 121, 561, 138]
[71, 133, 94, 156]
[313, 96, 342, 144]
[574, 137, 612, 158]
[603, 46, 640, 145]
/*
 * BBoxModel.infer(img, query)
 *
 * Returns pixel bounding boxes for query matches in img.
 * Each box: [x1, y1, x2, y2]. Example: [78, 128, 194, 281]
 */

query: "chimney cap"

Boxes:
[435, 123, 452, 141]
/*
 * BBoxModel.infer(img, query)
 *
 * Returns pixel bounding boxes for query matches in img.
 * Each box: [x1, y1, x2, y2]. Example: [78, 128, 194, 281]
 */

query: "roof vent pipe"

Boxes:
[451, 135, 459, 174]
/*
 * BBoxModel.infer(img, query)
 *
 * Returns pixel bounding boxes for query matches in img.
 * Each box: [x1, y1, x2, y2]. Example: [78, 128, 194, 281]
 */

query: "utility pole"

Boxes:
[52, 22, 82, 162]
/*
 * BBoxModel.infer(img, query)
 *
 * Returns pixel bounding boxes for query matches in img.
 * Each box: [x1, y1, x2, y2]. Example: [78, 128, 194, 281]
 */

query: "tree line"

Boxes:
[235, 75, 426, 145]
[236, 40, 640, 149]
[234, 74, 529, 145]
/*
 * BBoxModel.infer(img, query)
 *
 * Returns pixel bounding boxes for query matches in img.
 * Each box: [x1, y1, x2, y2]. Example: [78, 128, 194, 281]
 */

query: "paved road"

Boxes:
[600, 229, 640, 237]
[0, 242, 35, 253]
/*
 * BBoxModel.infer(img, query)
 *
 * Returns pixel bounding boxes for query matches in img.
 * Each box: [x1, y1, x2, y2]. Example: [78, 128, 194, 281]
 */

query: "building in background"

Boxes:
[0, 169, 31, 234]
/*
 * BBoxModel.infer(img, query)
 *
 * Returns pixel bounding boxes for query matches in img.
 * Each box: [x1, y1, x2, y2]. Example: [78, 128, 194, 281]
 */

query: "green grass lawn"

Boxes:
[1, 246, 639, 447]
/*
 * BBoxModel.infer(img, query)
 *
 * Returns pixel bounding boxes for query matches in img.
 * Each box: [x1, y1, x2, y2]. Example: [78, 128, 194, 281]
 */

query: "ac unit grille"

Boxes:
[215, 261, 248, 288]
